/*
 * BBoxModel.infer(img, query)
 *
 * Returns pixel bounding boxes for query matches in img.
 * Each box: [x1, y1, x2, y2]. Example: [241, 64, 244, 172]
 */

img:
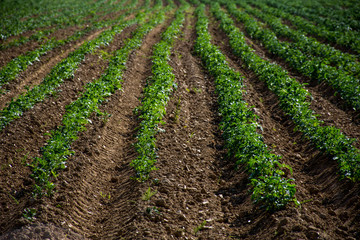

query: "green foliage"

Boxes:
[0, 0, 143, 90]
[28, 8, 169, 197]
[194, 220, 207, 234]
[0, 8, 144, 131]
[194, 4, 297, 211]
[212, 2, 360, 181]
[253, 0, 360, 54]
[142, 187, 157, 201]
[225, 1, 360, 110]
[240, 1, 360, 79]
[131, 7, 187, 181]
[23, 208, 36, 222]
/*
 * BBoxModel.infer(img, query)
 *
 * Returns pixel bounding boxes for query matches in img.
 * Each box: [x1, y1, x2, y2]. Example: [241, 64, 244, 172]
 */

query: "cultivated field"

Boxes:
[0, 0, 360, 239]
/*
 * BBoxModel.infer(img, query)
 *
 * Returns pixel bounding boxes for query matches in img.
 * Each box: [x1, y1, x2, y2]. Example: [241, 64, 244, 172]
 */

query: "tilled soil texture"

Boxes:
[208, 11, 360, 240]
[0, 26, 81, 68]
[1, 3, 360, 240]
[0, 23, 138, 236]
[226, 9, 360, 147]
[123, 12, 234, 239]
[1, 11, 176, 240]
[0, 12, 141, 110]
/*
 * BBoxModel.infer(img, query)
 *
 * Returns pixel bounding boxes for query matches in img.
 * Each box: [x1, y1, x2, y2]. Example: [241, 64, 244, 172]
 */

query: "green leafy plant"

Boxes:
[23, 208, 36, 222]
[28, 5, 171, 197]
[194, 4, 297, 211]
[194, 220, 207, 234]
[212, 2, 360, 181]
[131, 6, 188, 181]
[142, 187, 157, 201]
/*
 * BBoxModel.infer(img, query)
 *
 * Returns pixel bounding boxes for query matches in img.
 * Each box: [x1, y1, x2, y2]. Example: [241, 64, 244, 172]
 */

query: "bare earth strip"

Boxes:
[0, 26, 108, 110]
[0, 26, 81, 68]
[0, 13, 139, 110]
[226, 11, 360, 146]
[7, 15, 174, 239]
[0, 24, 138, 237]
[209, 13, 360, 240]
[124, 12, 233, 239]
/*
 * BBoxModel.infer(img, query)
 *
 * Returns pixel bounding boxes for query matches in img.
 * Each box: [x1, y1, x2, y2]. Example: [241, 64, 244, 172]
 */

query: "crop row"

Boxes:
[0, 0, 132, 50]
[0, 4, 149, 131]
[212, 1, 360, 181]
[250, 1, 360, 55]
[29, 3, 170, 197]
[0, 0, 111, 41]
[195, 3, 297, 210]
[300, 0, 359, 28]
[227, 1, 360, 111]
[238, 1, 360, 78]
[131, 4, 188, 181]
[259, 0, 360, 33]
[0, 0, 141, 92]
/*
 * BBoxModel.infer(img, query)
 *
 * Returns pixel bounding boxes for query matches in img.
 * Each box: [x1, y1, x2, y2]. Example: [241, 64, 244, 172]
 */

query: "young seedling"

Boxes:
[23, 208, 36, 222]
[194, 220, 207, 234]
[142, 187, 157, 201]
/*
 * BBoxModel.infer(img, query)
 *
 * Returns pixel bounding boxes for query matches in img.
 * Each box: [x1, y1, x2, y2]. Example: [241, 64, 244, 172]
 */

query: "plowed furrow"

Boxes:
[209, 14, 360, 240]
[124, 11, 233, 239]
[0, 26, 81, 68]
[0, 25, 136, 235]
[0, 25, 111, 110]
[227, 13, 360, 144]
[30, 15, 174, 239]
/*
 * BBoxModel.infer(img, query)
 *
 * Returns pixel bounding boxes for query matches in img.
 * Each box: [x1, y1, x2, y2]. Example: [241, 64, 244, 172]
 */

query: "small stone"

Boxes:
[178, 214, 188, 222]
[303, 215, 313, 223]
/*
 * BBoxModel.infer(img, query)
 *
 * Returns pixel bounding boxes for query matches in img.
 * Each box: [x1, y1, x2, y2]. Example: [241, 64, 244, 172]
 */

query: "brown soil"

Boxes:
[1, 4, 360, 240]
[0, 23, 138, 236]
[0, 26, 81, 69]
[30, 14, 173, 239]
[0, 11, 175, 239]
[226, 13, 360, 146]
[123, 12, 232, 239]
[0, 22, 121, 110]
[208, 12, 360, 240]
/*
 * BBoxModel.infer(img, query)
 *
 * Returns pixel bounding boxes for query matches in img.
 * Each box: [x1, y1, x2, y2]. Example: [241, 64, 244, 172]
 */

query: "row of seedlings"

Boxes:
[0, 0, 131, 50]
[0, 5, 150, 131]
[0, 0, 109, 41]
[259, 0, 360, 33]
[195, 4, 297, 211]
[131, 4, 188, 181]
[29, 4, 172, 197]
[238, 1, 360, 78]
[0, 0, 140, 92]
[211, 2, 360, 181]
[250, 0, 360, 54]
[225, 1, 360, 111]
